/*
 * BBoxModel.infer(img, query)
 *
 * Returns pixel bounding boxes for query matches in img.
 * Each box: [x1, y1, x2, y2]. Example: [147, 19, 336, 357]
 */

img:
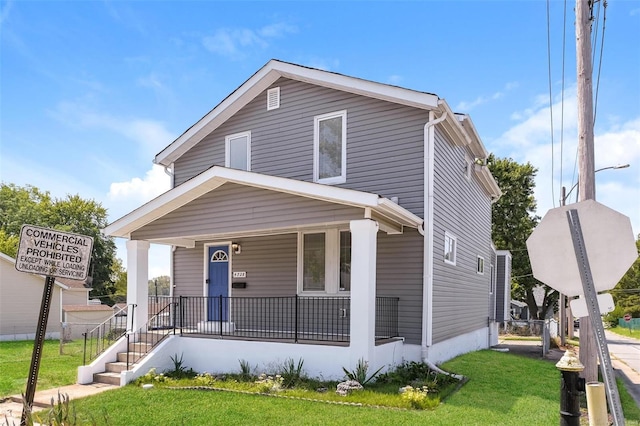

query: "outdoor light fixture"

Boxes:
[231, 243, 241, 254]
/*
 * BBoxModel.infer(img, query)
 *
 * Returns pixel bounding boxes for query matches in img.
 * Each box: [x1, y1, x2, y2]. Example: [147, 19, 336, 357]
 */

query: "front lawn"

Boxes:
[63, 350, 640, 425]
[0, 339, 84, 398]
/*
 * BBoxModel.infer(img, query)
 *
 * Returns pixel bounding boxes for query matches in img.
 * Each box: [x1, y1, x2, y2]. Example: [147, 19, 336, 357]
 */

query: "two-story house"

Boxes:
[79, 60, 510, 385]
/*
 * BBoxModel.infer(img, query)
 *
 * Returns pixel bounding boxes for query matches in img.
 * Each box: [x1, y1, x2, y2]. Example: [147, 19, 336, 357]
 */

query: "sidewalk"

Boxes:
[0, 383, 117, 425]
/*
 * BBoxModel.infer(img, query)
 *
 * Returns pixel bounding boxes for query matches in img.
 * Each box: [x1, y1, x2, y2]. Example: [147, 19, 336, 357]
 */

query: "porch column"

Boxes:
[349, 219, 379, 368]
[126, 240, 150, 331]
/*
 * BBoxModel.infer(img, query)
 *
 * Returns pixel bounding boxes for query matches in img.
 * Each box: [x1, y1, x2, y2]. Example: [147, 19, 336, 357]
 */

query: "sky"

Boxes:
[2, 0, 639, 280]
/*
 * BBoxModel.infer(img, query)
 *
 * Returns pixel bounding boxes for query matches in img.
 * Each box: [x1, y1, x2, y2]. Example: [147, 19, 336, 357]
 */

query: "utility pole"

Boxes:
[575, 0, 597, 383]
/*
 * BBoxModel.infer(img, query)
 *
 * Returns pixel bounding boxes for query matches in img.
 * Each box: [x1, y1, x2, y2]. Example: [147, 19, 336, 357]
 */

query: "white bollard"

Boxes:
[585, 382, 608, 426]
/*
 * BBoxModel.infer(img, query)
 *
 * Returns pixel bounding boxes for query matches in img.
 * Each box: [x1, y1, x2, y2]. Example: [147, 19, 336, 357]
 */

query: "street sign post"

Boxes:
[527, 201, 637, 426]
[15, 225, 93, 426]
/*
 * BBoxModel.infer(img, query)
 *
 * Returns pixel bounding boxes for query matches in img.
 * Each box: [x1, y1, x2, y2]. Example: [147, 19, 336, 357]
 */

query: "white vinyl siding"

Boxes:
[314, 110, 346, 184]
[225, 131, 251, 171]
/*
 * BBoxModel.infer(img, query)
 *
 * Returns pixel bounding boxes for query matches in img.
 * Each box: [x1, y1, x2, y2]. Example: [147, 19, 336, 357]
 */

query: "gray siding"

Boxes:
[132, 183, 363, 240]
[173, 78, 426, 217]
[376, 231, 424, 345]
[164, 77, 495, 346]
[230, 234, 298, 297]
[431, 129, 493, 344]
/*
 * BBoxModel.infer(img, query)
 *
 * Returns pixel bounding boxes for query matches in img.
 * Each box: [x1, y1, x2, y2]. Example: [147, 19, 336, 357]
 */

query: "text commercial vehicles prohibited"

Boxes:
[16, 225, 94, 281]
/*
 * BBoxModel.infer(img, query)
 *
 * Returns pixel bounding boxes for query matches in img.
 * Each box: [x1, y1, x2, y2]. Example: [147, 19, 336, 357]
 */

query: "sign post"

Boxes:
[15, 225, 93, 425]
[527, 200, 637, 426]
[624, 314, 632, 335]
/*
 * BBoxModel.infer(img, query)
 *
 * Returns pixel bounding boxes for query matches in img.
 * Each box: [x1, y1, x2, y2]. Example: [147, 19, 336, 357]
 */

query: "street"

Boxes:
[604, 329, 640, 408]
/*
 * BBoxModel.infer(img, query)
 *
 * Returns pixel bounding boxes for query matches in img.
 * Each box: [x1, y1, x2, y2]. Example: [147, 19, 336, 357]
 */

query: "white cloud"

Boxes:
[489, 87, 640, 236]
[387, 75, 403, 85]
[107, 164, 171, 221]
[202, 21, 297, 59]
[50, 101, 174, 160]
[455, 82, 519, 112]
[108, 165, 172, 279]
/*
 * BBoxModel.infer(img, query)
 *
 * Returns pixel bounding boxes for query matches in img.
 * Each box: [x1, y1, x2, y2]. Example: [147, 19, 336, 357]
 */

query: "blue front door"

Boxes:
[208, 245, 229, 321]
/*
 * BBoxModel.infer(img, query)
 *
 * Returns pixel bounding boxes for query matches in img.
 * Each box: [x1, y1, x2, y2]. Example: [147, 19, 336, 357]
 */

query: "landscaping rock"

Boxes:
[335, 380, 363, 396]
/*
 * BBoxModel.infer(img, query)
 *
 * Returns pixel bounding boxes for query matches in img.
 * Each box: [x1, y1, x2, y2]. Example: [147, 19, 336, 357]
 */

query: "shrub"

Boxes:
[342, 358, 383, 386]
[278, 358, 305, 388]
[400, 385, 440, 410]
[238, 359, 254, 382]
[254, 374, 284, 393]
[164, 353, 196, 379]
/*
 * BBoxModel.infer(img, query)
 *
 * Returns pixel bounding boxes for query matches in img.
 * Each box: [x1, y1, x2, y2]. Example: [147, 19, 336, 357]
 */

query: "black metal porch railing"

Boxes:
[170, 295, 399, 343]
[82, 305, 129, 365]
[125, 300, 177, 370]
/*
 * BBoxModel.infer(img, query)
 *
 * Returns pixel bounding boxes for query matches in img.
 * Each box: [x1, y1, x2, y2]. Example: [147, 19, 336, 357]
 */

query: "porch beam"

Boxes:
[349, 219, 378, 369]
[126, 240, 150, 331]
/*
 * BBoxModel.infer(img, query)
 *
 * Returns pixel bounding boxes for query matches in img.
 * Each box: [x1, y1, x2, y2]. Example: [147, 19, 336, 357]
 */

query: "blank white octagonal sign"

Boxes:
[526, 200, 637, 297]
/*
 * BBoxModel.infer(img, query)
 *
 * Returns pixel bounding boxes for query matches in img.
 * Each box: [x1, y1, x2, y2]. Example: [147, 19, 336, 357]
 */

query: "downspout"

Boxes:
[421, 110, 447, 363]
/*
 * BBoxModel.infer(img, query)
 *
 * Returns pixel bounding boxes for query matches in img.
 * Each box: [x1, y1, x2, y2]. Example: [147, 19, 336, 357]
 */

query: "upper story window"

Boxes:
[314, 110, 347, 184]
[298, 229, 351, 294]
[444, 232, 457, 265]
[477, 255, 485, 274]
[225, 131, 251, 171]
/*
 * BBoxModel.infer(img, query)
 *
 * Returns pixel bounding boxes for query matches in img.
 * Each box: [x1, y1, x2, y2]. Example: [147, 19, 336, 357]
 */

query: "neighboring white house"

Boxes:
[0, 253, 113, 341]
[0, 252, 64, 341]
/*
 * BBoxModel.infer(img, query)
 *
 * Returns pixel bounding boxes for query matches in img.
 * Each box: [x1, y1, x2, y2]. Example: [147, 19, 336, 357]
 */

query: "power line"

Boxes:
[593, 1, 608, 126]
[546, 0, 556, 207]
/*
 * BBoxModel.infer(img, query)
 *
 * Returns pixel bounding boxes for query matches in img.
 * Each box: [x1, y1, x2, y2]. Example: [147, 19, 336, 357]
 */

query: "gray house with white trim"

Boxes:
[81, 60, 508, 384]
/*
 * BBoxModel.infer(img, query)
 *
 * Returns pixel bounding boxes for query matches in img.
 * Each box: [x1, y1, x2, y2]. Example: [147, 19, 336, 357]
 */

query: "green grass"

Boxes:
[63, 350, 640, 425]
[0, 339, 84, 398]
[608, 325, 640, 339]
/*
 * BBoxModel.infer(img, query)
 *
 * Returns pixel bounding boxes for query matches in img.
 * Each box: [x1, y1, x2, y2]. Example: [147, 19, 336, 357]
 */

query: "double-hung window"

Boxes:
[299, 229, 351, 293]
[314, 111, 346, 184]
[444, 232, 457, 265]
[225, 131, 251, 171]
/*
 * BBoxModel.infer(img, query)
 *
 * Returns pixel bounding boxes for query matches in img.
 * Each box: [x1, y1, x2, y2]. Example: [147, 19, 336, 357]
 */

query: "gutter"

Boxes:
[421, 110, 447, 362]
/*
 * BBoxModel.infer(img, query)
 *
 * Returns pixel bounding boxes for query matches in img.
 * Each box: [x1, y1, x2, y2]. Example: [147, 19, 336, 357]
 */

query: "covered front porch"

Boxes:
[149, 294, 399, 344]
[105, 167, 425, 377]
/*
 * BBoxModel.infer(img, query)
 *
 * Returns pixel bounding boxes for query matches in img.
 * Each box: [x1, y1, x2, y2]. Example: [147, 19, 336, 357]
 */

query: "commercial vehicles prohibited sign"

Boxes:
[16, 225, 94, 281]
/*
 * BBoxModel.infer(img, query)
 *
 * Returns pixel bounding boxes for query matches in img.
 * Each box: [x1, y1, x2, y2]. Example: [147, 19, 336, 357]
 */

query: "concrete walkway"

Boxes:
[0, 383, 117, 425]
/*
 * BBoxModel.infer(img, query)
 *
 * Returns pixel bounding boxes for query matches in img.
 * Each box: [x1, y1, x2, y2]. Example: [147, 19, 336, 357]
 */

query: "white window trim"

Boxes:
[477, 255, 485, 275]
[225, 131, 251, 171]
[444, 232, 457, 266]
[313, 110, 347, 184]
[465, 155, 473, 180]
[297, 229, 349, 295]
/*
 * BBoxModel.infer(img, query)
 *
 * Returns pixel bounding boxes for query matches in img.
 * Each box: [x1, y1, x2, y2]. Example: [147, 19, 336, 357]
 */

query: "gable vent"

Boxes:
[267, 87, 280, 111]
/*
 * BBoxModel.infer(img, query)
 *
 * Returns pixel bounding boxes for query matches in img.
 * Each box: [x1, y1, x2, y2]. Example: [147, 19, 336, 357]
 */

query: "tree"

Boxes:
[0, 183, 118, 304]
[488, 155, 557, 320]
[610, 235, 640, 318]
[148, 275, 171, 297]
[112, 258, 128, 304]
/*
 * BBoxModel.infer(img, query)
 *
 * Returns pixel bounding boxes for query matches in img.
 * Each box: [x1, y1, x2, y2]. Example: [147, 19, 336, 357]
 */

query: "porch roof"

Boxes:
[104, 166, 424, 246]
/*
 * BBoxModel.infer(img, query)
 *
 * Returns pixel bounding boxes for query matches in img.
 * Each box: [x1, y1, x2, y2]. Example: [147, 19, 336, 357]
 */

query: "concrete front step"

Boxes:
[128, 342, 153, 353]
[105, 361, 129, 373]
[93, 371, 121, 386]
[117, 351, 145, 364]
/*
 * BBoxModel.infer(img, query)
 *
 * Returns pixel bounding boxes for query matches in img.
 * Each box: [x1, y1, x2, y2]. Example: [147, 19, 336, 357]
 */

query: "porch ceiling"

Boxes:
[104, 166, 424, 247]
